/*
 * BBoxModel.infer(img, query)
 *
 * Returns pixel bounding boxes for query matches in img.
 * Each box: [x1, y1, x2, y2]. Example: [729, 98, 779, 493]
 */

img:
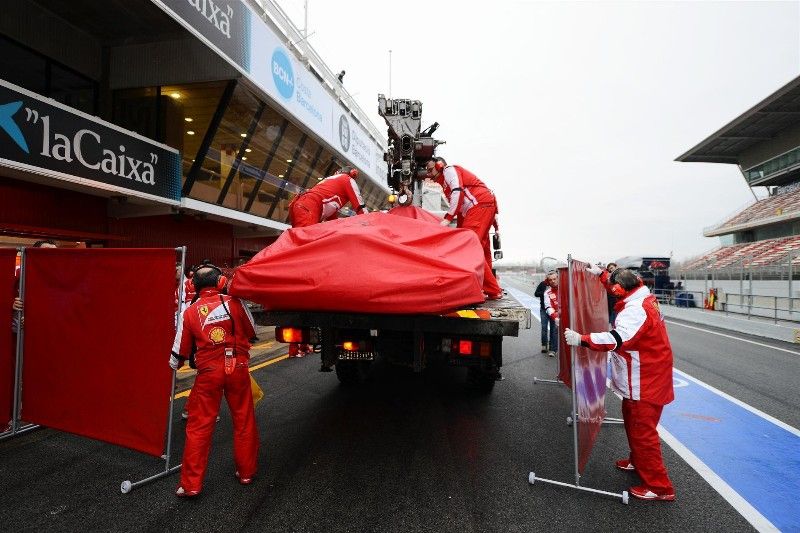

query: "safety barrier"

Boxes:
[0, 247, 187, 493]
[529, 256, 629, 504]
[653, 288, 800, 324]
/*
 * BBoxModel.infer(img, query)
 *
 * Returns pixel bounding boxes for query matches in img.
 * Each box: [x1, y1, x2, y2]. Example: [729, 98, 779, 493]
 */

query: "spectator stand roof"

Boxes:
[676, 75, 800, 165]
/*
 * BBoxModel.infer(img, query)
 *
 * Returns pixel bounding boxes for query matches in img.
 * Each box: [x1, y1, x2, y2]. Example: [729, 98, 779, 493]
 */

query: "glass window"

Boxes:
[160, 82, 228, 187]
[183, 82, 387, 222]
[50, 63, 95, 114]
[0, 35, 46, 94]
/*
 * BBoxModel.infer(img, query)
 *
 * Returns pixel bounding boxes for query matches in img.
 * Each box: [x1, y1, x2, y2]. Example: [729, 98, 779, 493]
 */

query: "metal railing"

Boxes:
[652, 289, 800, 324]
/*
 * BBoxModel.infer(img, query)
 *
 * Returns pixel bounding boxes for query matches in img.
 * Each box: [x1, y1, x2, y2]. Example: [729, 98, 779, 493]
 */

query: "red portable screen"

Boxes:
[230, 211, 486, 314]
[20, 248, 176, 457]
[569, 260, 610, 473]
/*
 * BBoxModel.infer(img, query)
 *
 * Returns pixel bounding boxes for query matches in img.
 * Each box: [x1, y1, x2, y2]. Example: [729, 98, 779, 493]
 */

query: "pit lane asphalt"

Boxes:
[0, 277, 772, 532]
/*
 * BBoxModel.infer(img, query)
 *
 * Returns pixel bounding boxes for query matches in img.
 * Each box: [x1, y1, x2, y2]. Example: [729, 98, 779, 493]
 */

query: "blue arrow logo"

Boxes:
[0, 101, 29, 154]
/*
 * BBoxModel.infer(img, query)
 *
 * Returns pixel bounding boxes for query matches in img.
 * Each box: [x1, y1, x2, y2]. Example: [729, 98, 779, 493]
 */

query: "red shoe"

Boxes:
[235, 471, 253, 485]
[630, 485, 675, 501]
[175, 486, 200, 498]
[615, 458, 636, 471]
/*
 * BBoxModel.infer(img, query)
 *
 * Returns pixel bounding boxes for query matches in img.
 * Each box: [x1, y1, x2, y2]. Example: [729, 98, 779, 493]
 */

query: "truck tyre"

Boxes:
[467, 367, 496, 393]
[335, 360, 370, 386]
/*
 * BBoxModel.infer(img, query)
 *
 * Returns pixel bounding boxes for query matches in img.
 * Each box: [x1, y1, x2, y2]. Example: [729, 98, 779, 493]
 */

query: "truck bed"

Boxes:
[253, 291, 531, 337]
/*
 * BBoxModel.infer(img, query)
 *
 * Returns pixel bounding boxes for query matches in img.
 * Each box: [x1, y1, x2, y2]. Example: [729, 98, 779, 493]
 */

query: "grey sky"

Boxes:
[279, 0, 800, 265]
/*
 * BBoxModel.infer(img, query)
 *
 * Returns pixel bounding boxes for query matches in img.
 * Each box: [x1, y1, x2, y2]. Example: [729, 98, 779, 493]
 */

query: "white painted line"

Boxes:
[672, 368, 800, 438]
[658, 425, 779, 533]
[505, 287, 541, 323]
[666, 320, 800, 356]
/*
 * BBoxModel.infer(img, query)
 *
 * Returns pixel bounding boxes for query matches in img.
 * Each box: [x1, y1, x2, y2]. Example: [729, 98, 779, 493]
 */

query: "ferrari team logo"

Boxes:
[199, 305, 210, 317]
[209, 327, 226, 344]
[651, 299, 663, 318]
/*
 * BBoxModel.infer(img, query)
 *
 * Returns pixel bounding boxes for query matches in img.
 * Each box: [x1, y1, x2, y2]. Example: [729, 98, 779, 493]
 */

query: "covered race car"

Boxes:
[229, 208, 486, 314]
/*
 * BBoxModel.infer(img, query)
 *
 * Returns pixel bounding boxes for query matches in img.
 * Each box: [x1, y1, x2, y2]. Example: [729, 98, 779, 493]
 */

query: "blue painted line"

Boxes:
[661, 371, 800, 531]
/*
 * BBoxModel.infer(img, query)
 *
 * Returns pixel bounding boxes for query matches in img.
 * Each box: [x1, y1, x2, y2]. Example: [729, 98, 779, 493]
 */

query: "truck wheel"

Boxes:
[467, 367, 496, 393]
[335, 360, 370, 386]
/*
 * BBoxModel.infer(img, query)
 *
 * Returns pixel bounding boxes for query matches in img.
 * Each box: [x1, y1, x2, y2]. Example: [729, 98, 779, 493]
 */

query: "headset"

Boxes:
[608, 269, 643, 298]
[187, 262, 227, 294]
[434, 160, 445, 172]
[340, 166, 359, 179]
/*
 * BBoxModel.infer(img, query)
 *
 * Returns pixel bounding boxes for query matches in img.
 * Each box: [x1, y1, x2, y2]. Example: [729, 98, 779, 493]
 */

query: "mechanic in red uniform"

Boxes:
[425, 158, 503, 299]
[564, 268, 675, 501]
[288, 166, 367, 228]
[286, 166, 367, 359]
[169, 263, 259, 497]
[542, 271, 559, 357]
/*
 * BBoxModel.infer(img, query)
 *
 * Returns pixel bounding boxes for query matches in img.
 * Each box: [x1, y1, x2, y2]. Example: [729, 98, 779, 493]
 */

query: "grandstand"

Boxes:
[677, 74, 800, 275]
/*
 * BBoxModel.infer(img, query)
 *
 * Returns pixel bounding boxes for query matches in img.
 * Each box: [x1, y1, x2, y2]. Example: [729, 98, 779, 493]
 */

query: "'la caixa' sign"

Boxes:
[0, 79, 182, 203]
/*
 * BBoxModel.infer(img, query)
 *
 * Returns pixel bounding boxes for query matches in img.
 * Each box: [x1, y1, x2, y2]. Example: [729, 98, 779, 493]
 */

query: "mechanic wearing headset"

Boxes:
[425, 157, 503, 300]
[169, 263, 259, 497]
[564, 267, 675, 502]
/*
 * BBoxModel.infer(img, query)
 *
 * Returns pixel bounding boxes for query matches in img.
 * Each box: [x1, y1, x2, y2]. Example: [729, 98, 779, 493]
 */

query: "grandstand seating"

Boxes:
[682, 235, 800, 270]
[716, 188, 800, 229]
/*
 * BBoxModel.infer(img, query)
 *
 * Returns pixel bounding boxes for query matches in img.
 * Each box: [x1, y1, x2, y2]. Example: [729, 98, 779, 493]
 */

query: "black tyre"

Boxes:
[467, 367, 497, 393]
[335, 360, 370, 386]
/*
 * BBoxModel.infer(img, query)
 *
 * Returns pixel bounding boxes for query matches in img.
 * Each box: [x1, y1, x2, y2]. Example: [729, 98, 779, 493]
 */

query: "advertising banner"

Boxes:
[20, 248, 176, 457]
[152, 0, 389, 189]
[157, 0, 251, 70]
[0, 80, 182, 203]
[569, 259, 611, 473]
[0, 249, 16, 430]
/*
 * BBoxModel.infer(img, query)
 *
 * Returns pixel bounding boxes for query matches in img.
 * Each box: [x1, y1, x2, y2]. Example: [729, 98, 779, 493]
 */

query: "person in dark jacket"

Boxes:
[534, 273, 557, 354]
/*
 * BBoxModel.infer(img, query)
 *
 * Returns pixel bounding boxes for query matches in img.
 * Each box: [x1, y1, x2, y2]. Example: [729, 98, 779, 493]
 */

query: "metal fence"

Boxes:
[652, 288, 800, 324]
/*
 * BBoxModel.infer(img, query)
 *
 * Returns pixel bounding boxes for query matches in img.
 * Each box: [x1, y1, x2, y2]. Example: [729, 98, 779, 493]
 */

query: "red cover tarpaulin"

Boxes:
[561, 259, 610, 473]
[0, 248, 16, 429]
[21, 249, 176, 457]
[229, 210, 486, 314]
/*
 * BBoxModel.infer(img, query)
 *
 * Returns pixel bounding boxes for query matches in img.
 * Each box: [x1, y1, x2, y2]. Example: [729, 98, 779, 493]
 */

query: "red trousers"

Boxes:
[289, 197, 321, 228]
[622, 398, 674, 493]
[180, 358, 259, 492]
[459, 202, 502, 297]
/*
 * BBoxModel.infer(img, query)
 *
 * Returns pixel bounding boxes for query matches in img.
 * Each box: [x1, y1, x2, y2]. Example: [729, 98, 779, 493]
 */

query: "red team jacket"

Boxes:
[172, 288, 256, 368]
[543, 286, 559, 320]
[297, 173, 366, 222]
[435, 165, 495, 222]
[581, 286, 674, 405]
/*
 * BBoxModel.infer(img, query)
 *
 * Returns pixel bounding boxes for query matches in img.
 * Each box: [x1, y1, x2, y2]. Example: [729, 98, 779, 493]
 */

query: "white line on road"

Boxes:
[657, 425, 779, 533]
[666, 320, 800, 356]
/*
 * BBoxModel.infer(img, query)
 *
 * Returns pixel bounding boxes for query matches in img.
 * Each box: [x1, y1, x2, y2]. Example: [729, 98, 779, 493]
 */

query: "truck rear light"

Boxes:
[276, 326, 308, 343]
[342, 341, 359, 351]
[479, 342, 491, 357]
[458, 340, 473, 355]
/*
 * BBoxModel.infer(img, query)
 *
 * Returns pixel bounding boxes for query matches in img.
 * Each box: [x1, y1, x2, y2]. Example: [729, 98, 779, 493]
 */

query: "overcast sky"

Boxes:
[279, 0, 800, 265]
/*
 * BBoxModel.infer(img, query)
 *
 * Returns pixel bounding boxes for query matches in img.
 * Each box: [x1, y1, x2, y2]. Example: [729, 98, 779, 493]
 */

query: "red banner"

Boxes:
[557, 267, 571, 386]
[0, 249, 17, 430]
[562, 260, 610, 473]
[20, 248, 175, 457]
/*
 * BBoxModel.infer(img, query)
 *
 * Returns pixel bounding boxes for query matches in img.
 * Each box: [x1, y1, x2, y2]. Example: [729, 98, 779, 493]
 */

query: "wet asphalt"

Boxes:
[1, 276, 784, 532]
